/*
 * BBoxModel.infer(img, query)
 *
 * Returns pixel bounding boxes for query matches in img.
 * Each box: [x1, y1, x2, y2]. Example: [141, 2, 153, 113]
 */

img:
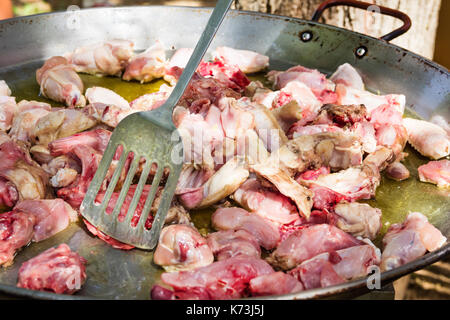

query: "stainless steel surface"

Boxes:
[80, 0, 233, 250]
[0, 5, 448, 300]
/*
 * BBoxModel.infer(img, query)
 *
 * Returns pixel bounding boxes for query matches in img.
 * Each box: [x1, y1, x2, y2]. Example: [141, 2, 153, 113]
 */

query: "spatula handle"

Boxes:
[162, 0, 233, 111]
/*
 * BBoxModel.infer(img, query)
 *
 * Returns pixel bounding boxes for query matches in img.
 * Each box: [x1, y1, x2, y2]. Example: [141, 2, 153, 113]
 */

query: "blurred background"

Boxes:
[0, 0, 448, 300]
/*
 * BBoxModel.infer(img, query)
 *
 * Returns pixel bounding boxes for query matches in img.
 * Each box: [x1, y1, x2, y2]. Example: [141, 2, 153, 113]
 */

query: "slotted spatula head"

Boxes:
[80, 0, 233, 249]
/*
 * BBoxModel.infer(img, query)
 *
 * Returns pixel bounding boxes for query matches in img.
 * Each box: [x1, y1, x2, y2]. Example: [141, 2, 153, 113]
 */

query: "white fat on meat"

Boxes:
[85, 86, 130, 109]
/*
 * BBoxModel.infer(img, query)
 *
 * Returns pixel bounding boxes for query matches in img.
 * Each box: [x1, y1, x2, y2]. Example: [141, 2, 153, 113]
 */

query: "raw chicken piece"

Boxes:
[403, 118, 450, 159]
[0, 95, 17, 131]
[36, 56, 86, 108]
[0, 178, 19, 208]
[0, 140, 50, 204]
[9, 101, 51, 144]
[154, 224, 214, 272]
[289, 243, 380, 289]
[381, 212, 447, 271]
[0, 210, 36, 267]
[15, 199, 78, 242]
[157, 256, 274, 300]
[268, 224, 362, 270]
[49, 128, 111, 156]
[206, 229, 261, 260]
[123, 40, 167, 82]
[385, 161, 410, 181]
[163, 48, 193, 85]
[330, 63, 364, 91]
[32, 108, 97, 146]
[211, 207, 280, 250]
[213, 46, 269, 74]
[65, 40, 134, 76]
[249, 272, 304, 297]
[418, 160, 450, 188]
[268, 66, 336, 103]
[0, 80, 11, 96]
[232, 178, 299, 225]
[250, 86, 279, 109]
[17, 244, 87, 294]
[336, 84, 405, 115]
[85, 86, 130, 109]
[333, 202, 382, 240]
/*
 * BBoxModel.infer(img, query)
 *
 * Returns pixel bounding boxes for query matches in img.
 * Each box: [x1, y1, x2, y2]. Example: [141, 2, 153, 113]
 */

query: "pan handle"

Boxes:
[311, 0, 412, 42]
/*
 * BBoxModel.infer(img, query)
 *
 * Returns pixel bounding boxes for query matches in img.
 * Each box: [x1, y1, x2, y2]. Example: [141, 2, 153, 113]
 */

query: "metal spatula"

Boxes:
[80, 0, 233, 250]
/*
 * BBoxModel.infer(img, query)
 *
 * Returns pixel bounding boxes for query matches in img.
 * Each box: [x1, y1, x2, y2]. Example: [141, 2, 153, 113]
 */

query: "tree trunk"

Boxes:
[233, 0, 441, 59]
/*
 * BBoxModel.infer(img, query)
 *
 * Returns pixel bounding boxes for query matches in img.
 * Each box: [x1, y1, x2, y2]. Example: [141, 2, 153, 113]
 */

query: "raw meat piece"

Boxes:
[163, 48, 194, 85]
[381, 212, 447, 271]
[213, 46, 269, 74]
[85, 86, 130, 109]
[36, 56, 86, 108]
[65, 40, 134, 76]
[0, 80, 11, 96]
[15, 199, 78, 242]
[198, 60, 250, 92]
[211, 207, 280, 250]
[330, 63, 364, 90]
[0, 95, 17, 131]
[289, 243, 380, 289]
[33, 108, 97, 146]
[154, 224, 214, 271]
[9, 101, 51, 144]
[158, 256, 274, 300]
[268, 224, 362, 270]
[232, 178, 299, 226]
[403, 117, 450, 160]
[385, 162, 410, 181]
[0, 211, 36, 267]
[17, 244, 87, 294]
[49, 128, 111, 156]
[123, 40, 167, 82]
[0, 140, 50, 205]
[418, 160, 450, 188]
[249, 272, 304, 296]
[333, 202, 382, 240]
[207, 229, 261, 260]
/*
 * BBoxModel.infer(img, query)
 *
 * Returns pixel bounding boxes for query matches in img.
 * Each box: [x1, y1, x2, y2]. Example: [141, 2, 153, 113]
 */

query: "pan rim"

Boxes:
[0, 5, 448, 300]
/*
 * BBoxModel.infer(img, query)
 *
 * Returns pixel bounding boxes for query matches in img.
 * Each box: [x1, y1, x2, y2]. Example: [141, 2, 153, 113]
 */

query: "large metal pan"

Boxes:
[0, 2, 448, 300]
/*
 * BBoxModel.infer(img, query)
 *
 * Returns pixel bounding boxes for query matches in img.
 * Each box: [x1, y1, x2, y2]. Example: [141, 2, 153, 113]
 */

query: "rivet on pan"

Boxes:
[300, 31, 312, 42]
[355, 46, 368, 58]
